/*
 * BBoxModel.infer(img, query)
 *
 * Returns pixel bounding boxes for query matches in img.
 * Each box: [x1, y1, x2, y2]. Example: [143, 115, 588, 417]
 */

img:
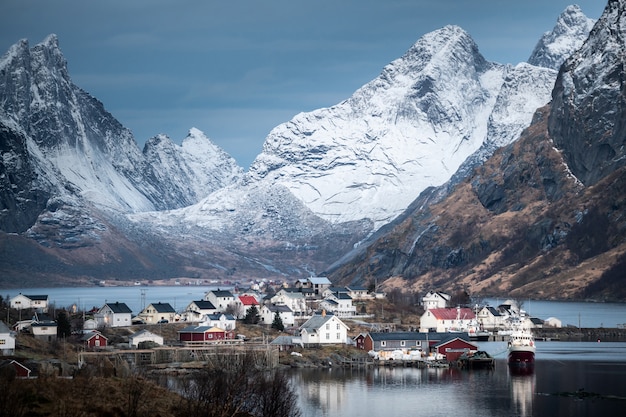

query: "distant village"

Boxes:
[0, 278, 560, 377]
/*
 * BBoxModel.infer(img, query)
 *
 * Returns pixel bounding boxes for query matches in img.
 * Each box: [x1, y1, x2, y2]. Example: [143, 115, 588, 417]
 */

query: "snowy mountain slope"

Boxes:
[171, 16, 588, 234]
[0, 35, 242, 216]
[528, 5, 596, 70]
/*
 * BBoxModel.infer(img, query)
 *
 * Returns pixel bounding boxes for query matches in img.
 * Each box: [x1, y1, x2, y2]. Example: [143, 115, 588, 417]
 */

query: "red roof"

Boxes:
[428, 308, 475, 320]
[238, 295, 259, 306]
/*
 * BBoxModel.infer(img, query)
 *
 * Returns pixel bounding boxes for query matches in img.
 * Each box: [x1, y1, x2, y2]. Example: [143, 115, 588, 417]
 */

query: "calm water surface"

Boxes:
[294, 342, 626, 417]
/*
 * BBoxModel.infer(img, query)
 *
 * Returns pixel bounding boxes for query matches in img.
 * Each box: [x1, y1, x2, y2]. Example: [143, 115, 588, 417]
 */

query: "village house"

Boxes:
[296, 276, 332, 296]
[0, 321, 16, 355]
[235, 295, 259, 319]
[346, 285, 370, 300]
[10, 294, 49, 312]
[260, 304, 295, 327]
[182, 300, 217, 322]
[544, 317, 562, 328]
[94, 302, 133, 328]
[355, 332, 427, 352]
[476, 305, 505, 330]
[204, 289, 236, 312]
[136, 302, 177, 324]
[0, 359, 32, 378]
[202, 313, 237, 330]
[82, 331, 108, 350]
[178, 325, 234, 345]
[419, 307, 476, 333]
[270, 289, 308, 317]
[422, 291, 450, 311]
[299, 312, 349, 346]
[319, 292, 356, 317]
[434, 336, 479, 363]
[30, 312, 57, 342]
[128, 329, 164, 348]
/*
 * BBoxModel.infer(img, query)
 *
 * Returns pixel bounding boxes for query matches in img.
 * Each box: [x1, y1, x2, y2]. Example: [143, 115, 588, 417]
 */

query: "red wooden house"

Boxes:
[434, 337, 479, 362]
[82, 331, 108, 349]
[178, 325, 234, 344]
[0, 359, 32, 378]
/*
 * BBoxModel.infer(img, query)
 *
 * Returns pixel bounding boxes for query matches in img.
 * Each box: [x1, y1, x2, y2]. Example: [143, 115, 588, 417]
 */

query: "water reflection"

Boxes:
[509, 370, 535, 417]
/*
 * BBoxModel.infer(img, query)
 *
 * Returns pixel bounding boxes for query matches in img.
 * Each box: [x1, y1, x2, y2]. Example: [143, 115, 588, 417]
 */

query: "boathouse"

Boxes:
[434, 337, 479, 363]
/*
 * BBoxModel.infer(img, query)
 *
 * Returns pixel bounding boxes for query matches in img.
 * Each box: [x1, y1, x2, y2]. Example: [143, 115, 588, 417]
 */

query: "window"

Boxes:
[336, 324, 340, 330]
[400, 341, 405, 347]
[0, 339, 5, 345]
[326, 324, 330, 330]
[336, 333, 340, 340]
[381, 341, 386, 347]
[326, 333, 330, 340]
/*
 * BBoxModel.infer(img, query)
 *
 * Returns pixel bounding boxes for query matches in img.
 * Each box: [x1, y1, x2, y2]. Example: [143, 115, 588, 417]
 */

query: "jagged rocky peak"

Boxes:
[549, 0, 626, 186]
[243, 23, 560, 230]
[528, 5, 596, 70]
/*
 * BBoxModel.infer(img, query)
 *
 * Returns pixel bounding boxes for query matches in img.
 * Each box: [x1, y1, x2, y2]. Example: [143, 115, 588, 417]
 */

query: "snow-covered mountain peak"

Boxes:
[528, 5, 596, 70]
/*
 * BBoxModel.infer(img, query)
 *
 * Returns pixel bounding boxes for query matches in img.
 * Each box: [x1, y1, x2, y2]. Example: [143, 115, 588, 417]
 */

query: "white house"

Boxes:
[136, 302, 177, 324]
[544, 317, 562, 328]
[347, 285, 370, 300]
[270, 289, 308, 317]
[235, 295, 259, 319]
[320, 292, 356, 317]
[182, 300, 217, 322]
[10, 294, 49, 312]
[129, 329, 164, 348]
[0, 321, 16, 355]
[94, 302, 133, 328]
[261, 304, 295, 327]
[419, 307, 476, 333]
[204, 289, 236, 312]
[30, 312, 57, 342]
[422, 291, 450, 311]
[299, 312, 350, 345]
[201, 313, 237, 330]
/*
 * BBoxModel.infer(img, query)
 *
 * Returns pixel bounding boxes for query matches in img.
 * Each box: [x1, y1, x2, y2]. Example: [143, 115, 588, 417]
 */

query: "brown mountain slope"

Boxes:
[330, 107, 626, 301]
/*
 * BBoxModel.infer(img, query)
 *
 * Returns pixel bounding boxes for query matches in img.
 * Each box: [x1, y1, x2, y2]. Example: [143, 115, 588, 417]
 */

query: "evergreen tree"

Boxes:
[56, 310, 72, 338]
[271, 311, 284, 331]
[243, 305, 260, 324]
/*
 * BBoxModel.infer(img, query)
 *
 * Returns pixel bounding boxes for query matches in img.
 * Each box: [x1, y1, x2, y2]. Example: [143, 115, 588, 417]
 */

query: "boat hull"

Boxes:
[508, 349, 535, 366]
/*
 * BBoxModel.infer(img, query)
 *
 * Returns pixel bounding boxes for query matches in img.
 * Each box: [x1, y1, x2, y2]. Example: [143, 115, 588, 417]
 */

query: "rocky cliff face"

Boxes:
[549, 0, 626, 186]
[328, 1, 626, 301]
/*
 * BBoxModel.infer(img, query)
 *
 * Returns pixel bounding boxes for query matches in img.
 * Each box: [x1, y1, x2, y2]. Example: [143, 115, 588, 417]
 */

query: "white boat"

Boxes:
[507, 328, 536, 368]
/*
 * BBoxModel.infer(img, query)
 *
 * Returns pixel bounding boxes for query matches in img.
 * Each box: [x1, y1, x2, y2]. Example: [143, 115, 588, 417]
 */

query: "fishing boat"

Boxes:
[507, 327, 535, 368]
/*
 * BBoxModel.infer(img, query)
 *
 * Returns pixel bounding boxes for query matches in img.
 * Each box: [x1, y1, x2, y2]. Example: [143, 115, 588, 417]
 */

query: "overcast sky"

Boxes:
[1, 1, 606, 169]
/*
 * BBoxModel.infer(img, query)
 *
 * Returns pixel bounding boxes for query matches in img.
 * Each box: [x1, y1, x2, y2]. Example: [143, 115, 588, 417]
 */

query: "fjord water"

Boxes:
[293, 342, 626, 417]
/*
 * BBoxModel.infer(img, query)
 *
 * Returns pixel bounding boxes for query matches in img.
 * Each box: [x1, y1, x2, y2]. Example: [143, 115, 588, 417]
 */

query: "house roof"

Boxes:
[270, 335, 298, 346]
[300, 312, 348, 331]
[434, 337, 478, 349]
[0, 321, 11, 333]
[308, 277, 331, 285]
[130, 329, 161, 339]
[179, 325, 223, 334]
[0, 359, 31, 374]
[189, 300, 216, 310]
[482, 306, 501, 316]
[347, 285, 368, 292]
[265, 304, 293, 313]
[82, 331, 107, 341]
[423, 291, 450, 301]
[149, 302, 176, 313]
[427, 308, 475, 320]
[205, 313, 236, 320]
[24, 294, 48, 301]
[327, 286, 348, 293]
[104, 302, 132, 314]
[321, 299, 338, 306]
[207, 289, 234, 298]
[238, 295, 258, 306]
